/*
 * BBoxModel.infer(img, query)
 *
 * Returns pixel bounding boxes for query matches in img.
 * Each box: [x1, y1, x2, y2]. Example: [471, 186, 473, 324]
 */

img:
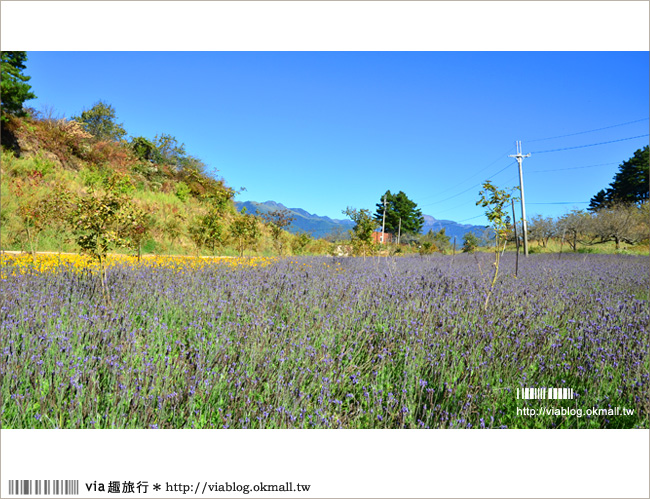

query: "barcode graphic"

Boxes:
[517, 387, 575, 399]
[8, 480, 79, 496]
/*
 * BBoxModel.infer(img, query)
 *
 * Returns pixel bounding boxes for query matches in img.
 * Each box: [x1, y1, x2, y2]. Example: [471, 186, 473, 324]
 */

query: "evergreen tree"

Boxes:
[373, 190, 424, 235]
[1, 51, 36, 120]
[589, 146, 649, 210]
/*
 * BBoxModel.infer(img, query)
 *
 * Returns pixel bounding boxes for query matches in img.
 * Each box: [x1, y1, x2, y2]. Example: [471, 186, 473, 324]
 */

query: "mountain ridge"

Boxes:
[235, 200, 488, 241]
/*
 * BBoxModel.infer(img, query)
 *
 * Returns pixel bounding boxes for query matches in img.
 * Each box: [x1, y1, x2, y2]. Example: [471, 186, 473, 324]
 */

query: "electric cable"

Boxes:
[525, 118, 649, 143]
[529, 134, 649, 154]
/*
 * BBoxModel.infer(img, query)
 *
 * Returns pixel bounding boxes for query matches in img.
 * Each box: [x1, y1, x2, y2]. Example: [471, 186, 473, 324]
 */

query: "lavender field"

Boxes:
[1, 253, 648, 429]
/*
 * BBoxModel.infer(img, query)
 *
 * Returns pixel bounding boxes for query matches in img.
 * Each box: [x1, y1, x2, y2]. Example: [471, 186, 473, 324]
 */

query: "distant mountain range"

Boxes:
[235, 200, 489, 241]
[235, 200, 354, 238]
[420, 214, 489, 243]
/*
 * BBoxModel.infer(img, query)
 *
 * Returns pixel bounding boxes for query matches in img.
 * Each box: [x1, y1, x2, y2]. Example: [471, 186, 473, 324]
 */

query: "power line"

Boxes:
[429, 173, 520, 220]
[525, 118, 649, 143]
[528, 201, 589, 205]
[418, 145, 515, 203]
[456, 214, 486, 223]
[530, 134, 649, 154]
[420, 161, 516, 208]
[528, 161, 618, 173]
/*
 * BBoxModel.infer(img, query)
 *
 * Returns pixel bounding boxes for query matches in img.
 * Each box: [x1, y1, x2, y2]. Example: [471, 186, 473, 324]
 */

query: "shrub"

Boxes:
[175, 181, 191, 202]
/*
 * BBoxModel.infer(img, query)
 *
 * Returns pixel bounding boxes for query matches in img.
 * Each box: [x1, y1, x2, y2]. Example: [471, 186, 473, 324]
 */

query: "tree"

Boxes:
[189, 212, 225, 255]
[72, 100, 127, 142]
[121, 203, 154, 260]
[229, 209, 260, 257]
[432, 228, 451, 253]
[261, 209, 295, 255]
[373, 190, 424, 236]
[588, 189, 608, 212]
[130, 136, 157, 161]
[589, 203, 647, 249]
[589, 146, 649, 210]
[419, 228, 451, 253]
[476, 181, 515, 310]
[528, 214, 556, 248]
[152, 133, 186, 165]
[161, 209, 184, 254]
[343, 207, 378, 257]
[9, 176, 57, 256]
[419, 241, 435, 256]
[188, 191, 232, 255]
[291, 232, 312, 255]
[1, 51, 36, 120]
[71, 173, 134, 301]
[557, 209, 593, 251]
[462, 232, 480, 253]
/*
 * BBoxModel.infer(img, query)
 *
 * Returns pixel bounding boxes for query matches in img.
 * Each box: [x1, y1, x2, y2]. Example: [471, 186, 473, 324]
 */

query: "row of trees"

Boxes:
[527, 203, 649, 251]
[526, 147, 649, 251]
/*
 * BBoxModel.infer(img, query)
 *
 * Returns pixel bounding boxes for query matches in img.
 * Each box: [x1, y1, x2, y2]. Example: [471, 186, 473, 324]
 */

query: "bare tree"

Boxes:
[590, 203, 647, 249]
[528, 214, 556, 248]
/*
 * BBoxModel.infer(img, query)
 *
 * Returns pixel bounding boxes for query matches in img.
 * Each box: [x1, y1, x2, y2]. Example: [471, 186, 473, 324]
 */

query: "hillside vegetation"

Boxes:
[0, 112, 334, 258]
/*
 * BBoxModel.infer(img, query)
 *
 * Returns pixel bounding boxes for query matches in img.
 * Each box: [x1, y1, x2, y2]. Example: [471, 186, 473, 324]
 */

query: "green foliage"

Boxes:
[291, 232, 312, 255]
[1, 52, 36, 120]
[4, 152, 56, 178]
[262, 209, 295, 255]
[189, 212, 224, 255]
[477, 181, 513, 244]
[462, 232, 480, 253]
[229, 209, 261, 257]
[589, 146, 649, 210]
[175, 181, 191, 202]
[130, 136, 157, 161]
[477, 181, 515, 309]
[72, 184, 127, 264]
[7, 176, 71, 256]
[152, 133, 186, 165]
[343, 207, 378, 257]
[419, 241, 434, 256]
[421, 228, 451, 253]
[80, 166, 107, 189]
[71, 173, 139, 268]
[120, 203, 154, 260]
[72, 100, 127, 142]
[374, 190, 424, 235]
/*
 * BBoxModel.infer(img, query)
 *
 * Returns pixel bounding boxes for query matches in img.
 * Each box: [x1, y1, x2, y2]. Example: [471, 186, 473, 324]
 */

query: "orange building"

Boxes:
[371, 231, 393, 244]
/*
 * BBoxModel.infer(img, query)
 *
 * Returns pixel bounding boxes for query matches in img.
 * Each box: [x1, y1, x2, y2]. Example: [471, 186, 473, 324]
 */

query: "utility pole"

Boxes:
[511, 199, 519, 277]
[397, 217, 401, 245]
[381, 194, 387, 244]
[509, 141, 531, 256]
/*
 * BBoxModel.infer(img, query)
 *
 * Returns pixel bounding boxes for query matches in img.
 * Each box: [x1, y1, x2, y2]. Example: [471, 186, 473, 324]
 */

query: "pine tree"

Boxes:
[373, 190, 424, 235]
[1, 51, 36, 120]
[589, 146, 649, 210]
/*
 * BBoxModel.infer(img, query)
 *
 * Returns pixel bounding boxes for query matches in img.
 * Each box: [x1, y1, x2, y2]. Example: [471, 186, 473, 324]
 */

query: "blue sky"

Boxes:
[23, 50, 649, 226]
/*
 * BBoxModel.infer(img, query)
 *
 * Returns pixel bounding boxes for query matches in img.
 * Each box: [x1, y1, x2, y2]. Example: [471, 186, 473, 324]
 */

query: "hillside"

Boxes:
[1, 112, 488, 258]
[0, 114, 336, 257]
